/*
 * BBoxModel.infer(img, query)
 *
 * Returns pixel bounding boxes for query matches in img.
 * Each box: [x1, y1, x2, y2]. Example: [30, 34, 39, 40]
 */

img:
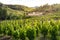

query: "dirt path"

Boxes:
[0, 35, 12, 40]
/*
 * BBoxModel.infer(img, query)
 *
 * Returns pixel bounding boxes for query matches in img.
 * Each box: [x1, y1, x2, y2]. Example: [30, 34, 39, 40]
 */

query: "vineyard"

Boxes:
[0, 2, 60, 40]
[0, 19, 60, 40]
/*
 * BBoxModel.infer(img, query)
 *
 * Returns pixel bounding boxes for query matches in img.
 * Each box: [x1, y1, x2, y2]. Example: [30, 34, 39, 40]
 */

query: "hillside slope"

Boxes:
[0, 2, 60, 20]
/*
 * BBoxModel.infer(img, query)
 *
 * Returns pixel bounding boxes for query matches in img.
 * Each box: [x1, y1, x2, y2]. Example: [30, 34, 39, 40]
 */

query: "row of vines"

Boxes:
[0, 19, 60, 40]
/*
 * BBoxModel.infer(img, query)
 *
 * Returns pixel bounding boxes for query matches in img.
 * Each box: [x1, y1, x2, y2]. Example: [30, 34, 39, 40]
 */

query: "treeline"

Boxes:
[35, 4, 60, 13]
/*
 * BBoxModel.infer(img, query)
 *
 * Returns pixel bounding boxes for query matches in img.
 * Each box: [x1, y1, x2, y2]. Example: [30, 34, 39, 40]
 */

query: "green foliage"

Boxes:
[49, 21, 58, 40]
[0, 3, 60, 40]
[26, 28, 36, 40]
[13, 30, 19, 39]
[49, 26, 58, 40]
[40, 22, 48, 38]
[0, 19, 60, 40]
[0, 7, 25, 20]
[0, 7, 7, 20]
[19, 28, 26, 40]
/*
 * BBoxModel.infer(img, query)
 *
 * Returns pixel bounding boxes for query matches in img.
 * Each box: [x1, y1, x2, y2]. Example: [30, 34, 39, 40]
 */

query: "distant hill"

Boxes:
[0, 2, 60, 14]
[0, 2, 35, 12]
[0, 2, 35, 20]
[0, 2, 60, 20]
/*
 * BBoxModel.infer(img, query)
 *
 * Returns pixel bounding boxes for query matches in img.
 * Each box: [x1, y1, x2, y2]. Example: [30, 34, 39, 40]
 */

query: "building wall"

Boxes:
[27, 12, 43, 16]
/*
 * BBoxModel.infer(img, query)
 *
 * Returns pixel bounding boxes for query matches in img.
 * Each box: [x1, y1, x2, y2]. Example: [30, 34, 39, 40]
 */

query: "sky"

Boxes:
[0, 0, 60, 7]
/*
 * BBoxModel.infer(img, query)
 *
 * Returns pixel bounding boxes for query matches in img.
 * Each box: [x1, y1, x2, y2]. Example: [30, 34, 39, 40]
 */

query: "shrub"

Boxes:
[26, 28, 36, 40]
[19, 29, 26, 40]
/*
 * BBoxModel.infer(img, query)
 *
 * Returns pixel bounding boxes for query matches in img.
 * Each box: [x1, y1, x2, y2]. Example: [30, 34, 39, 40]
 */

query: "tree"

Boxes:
[0, 7, 7, 20]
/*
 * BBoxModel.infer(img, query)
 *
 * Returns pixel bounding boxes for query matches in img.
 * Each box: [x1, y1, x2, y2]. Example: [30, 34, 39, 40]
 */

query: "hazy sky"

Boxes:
[0, 0, 60, 7]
